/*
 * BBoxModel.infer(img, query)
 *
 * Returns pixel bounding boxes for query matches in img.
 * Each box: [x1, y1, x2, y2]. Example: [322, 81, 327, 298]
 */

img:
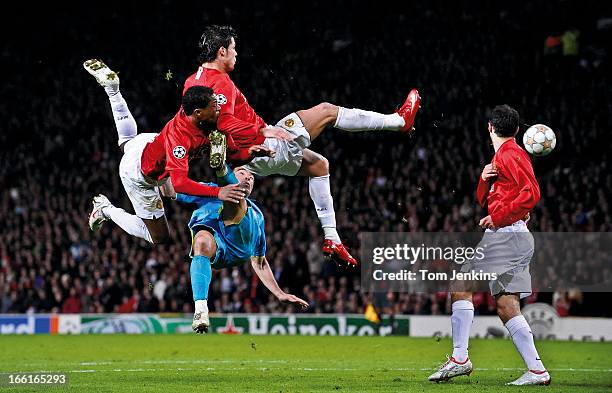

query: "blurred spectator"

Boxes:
[0, 0, 610, 317]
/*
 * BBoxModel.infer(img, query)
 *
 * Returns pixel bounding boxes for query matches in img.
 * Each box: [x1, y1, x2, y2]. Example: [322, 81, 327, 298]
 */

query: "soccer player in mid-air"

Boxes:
[84, 60, 273, 244]
[161, 165, 309, 333]
[184, 25, 421, 267]
[427, 105, 550, 386]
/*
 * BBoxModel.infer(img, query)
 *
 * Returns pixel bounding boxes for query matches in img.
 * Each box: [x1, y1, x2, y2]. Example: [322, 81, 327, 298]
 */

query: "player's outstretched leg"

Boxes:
[190, 230, 216, 334]
[497, 294, 551, 386]
[88, 194, 154, 243]
[296, 89, 421, 141]
[83, 59, 137, 149]
[428, 293, 474, 382]
[297, 150, 357, 268]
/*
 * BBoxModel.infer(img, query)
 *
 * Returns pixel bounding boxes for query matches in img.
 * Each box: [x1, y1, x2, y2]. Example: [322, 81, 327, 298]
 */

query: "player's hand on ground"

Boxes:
[249, 145, 276, 158]
[278, 293, 309, 310]
[481, 163, 498, 181]
[218, 184, 247, 203]
[478, 215, 495, 229]
[261, 126, 296, 141]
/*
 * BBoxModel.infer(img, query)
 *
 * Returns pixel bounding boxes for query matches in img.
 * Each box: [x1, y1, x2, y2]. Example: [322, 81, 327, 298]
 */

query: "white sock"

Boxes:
[308, 175, 341, 243]
[451, 300, 474, 362]
[505, 315, 546, 372]
[195, 299, 208, 314]
[108, 91, 137, 146]
[102, 205, 153, 243]
[334, 107, 405, 131]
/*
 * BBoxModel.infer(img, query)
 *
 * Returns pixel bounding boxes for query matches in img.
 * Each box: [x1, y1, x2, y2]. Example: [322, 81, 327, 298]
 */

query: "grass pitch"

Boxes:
[1, 335, 611, 392]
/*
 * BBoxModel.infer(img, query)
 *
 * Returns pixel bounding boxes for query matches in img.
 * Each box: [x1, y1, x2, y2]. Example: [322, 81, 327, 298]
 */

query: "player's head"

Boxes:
[488, 104, 520, 138]
[233, 166, 255, 197]
[182, 86, 220, 131]
[198, 25, 238, 72]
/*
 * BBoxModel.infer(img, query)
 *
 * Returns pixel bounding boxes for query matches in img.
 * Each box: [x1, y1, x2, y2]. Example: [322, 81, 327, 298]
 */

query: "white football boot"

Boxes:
[208, 130, 226, 171]
[89, 194, 111, 232]
[192, 311, 210, 334]
[428, 356, 473, 382]
[83, 59, 120, 94]
[507, 370, 551, 386]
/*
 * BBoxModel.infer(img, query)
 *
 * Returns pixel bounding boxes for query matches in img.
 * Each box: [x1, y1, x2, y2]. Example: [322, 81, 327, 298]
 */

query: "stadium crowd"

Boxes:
[1, 0, 611, 317]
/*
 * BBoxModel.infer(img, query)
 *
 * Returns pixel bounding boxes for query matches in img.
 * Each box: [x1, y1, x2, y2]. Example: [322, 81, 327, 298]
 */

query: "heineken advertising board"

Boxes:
[78, 314, 409, 336]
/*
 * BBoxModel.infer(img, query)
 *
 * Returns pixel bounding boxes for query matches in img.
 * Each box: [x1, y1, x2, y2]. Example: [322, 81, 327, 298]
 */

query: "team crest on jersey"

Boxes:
[173, 146, 186, 159]
[284, 118, 295, 128]
[215, 94, 227, 105]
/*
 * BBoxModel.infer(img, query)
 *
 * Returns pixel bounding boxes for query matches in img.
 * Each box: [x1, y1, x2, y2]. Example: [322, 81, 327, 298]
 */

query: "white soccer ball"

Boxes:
[523, 124, 556, 156]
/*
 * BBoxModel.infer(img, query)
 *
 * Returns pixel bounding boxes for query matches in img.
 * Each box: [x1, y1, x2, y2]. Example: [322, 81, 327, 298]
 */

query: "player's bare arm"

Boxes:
[250, 256, 309, 310]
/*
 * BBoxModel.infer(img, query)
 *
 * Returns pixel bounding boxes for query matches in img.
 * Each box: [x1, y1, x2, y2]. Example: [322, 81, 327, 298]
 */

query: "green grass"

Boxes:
[1, 335, 611, 392]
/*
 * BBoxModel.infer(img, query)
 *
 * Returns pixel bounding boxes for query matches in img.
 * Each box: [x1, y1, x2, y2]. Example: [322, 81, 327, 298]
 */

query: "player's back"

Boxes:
[491, 140, 539, 199]
[183, 66, 266, 147]
[181, 188, 266, 265]
[222, 200, 265, 262]
[485, 139, 541, 226]
[140, 111, 209, 181]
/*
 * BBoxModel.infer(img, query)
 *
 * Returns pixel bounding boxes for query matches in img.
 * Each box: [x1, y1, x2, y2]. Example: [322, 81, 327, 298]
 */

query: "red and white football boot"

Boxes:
[322, 240, 358, 268]
[397, 89, 421, 133]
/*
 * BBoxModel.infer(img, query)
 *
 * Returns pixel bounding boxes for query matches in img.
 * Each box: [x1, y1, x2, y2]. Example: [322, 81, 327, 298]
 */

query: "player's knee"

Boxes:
[316, 102, 338, 121]
[308, 154, 329, 177]
[317, 155, 329, 173]
[451, 292, 472, 303]
[193, 231, 217, 258]
[496, 299, 519, 322]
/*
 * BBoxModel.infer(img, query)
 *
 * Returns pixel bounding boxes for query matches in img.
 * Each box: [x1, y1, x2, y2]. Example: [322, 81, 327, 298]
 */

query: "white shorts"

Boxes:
[244, 113, 311, 177]
[119, 133, 166, 220]
[462, 220, 534, 298]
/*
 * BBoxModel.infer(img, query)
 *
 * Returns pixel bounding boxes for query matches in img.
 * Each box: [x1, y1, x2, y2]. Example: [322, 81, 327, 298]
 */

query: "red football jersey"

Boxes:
[184, 67, 266, 147]
[476, 139, 541, 227]
[140, 111, 219, 197]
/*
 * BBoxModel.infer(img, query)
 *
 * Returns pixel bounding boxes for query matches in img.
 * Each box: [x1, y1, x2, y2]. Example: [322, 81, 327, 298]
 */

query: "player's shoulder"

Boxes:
[499, 140, 531, 165]
[248, 200, 265, 220]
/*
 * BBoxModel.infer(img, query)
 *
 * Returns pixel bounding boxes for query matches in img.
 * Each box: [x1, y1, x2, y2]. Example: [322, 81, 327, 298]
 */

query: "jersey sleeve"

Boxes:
[165, 131, 220, 198]
[476, 176, 490, 208]
[490, 151, 541, 227]
[176, 193, 209, 206]
[176, 183, 219, 205]
[215, 78, 262, 139]
[216, 165, 239, 186]
[253, 213, 267, 257]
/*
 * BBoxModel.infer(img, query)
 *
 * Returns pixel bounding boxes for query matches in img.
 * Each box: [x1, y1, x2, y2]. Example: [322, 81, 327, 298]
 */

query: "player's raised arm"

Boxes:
[250, 256, 309, 310]
[249, 204, 308, 310]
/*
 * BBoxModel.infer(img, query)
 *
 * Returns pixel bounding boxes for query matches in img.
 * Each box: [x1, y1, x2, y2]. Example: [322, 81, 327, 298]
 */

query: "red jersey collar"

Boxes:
[177, 110, 202, 134]
[497, 138, 516, 152]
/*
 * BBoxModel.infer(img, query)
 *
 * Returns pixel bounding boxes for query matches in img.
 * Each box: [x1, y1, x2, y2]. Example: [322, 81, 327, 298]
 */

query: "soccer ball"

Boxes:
[523, 124, 556, 156]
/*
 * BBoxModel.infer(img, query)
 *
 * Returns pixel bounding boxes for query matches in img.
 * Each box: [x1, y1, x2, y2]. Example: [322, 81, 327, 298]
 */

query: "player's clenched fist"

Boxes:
[481, 163, 498, 181]
[218, 184, 247, 203]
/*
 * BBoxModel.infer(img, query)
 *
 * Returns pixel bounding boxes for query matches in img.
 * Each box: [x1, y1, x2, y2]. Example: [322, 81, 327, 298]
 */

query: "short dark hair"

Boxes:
[490, 104, 520, 137]
[182, 86, 215, 115]
[198, 25, 237, 63]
